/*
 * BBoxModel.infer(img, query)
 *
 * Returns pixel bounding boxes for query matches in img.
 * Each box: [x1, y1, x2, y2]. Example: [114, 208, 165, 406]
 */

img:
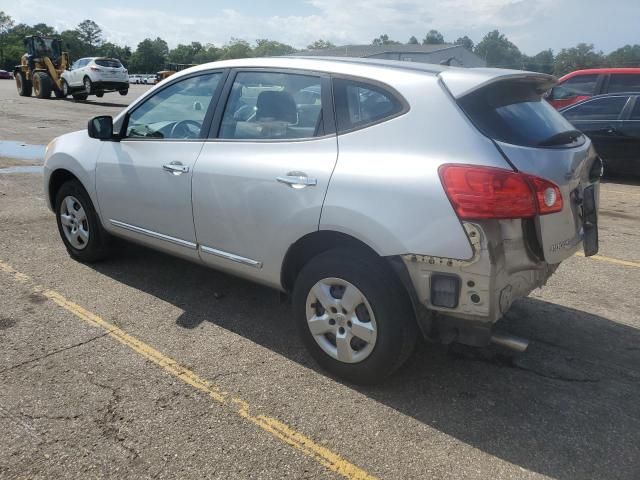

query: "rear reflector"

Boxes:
[439, 164, 563, 220]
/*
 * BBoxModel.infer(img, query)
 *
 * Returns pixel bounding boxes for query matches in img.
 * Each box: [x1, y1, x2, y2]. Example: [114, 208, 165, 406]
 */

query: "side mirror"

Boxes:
[544, 88, 554, 100]
[88, 116, 114, 140]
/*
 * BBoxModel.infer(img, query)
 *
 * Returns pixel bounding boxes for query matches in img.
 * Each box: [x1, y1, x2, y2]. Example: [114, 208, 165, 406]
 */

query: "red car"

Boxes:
[547, 68, 640, 109]
[0, 69, 13, 80]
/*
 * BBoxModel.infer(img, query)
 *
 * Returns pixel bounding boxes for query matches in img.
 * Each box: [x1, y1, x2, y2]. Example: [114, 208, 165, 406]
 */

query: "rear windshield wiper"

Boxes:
[537, 130, 583, 147]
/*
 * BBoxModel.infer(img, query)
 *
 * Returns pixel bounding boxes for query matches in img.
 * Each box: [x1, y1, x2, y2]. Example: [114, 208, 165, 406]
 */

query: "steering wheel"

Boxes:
[170, 119, 202, 139]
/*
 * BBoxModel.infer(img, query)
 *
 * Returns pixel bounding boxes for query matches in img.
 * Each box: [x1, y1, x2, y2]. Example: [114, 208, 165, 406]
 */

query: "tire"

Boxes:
[15, 71, 32, 96]
[95, 91, 104, 98]
[72, 92, 88, 101]
[33, 72, 52, 99]
[292, 248, 417, 384]
[54, 80, 67, 98]
[55, 180, 110, 263]
[83, 76, 93, 95]
[119, 89, 128, 96]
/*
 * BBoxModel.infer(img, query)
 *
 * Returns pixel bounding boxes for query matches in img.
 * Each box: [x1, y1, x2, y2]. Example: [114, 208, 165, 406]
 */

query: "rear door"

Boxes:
[562, 95, 631, 165]
[453, 76, 601, 263]
[192, 69, 337, 287]
[612, 96, 640, 175]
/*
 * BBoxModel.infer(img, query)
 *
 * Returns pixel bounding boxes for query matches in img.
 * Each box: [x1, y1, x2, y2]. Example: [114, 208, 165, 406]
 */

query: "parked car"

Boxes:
[547, 68, 640, 110]
[129, 74, 141, 84]
[561, 93, 640, 176]
[0, 69, 12, 79]
[60, 57, 129, 100]
[43, 59, 602, 382]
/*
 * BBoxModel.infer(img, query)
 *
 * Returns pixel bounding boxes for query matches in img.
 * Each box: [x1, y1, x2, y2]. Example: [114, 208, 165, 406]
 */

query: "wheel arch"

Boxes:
[48, 168, 81, 209]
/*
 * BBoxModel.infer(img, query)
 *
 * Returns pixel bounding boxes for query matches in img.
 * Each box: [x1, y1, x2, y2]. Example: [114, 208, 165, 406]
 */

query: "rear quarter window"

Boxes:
[333, 78, 405, 133]
[459, 82, 579, 147]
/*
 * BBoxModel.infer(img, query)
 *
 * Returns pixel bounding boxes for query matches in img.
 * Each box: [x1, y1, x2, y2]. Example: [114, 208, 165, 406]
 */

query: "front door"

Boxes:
[192, 70, 337, 287]
[96, 71, 225, 259]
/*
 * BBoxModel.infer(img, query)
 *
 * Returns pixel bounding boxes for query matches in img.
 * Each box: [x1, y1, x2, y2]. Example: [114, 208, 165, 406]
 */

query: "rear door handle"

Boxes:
[163, 162, 189, 175]
[277, 172, 317, 189]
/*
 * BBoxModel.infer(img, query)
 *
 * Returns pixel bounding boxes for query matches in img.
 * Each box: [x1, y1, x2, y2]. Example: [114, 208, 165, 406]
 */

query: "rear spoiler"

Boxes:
[438, 68, 557, 99]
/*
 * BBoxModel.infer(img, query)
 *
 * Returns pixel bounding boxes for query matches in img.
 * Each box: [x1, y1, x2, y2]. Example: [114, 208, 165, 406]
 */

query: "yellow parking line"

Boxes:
[0, 260, 376, 480]
[575, 252, 640, 268]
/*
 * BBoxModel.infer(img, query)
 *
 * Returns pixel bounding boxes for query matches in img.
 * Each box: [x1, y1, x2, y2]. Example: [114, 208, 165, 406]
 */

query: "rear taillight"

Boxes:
[439, 164, 563, 220]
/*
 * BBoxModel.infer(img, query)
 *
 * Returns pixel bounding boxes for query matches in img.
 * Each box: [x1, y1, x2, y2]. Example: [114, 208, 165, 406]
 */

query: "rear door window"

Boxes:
[553, 74, 599, 100]
[563, 96, 629, 121]
[608, 74, 640, 93]
[629, 98, 640, 120]
[333, 78, 405, 133]
[219, 71, 324, 140]
[459, 82, 580, 147]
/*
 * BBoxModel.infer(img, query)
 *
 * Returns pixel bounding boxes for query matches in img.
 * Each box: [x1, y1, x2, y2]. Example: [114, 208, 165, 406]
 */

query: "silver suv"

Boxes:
[44, 57, 601, 383]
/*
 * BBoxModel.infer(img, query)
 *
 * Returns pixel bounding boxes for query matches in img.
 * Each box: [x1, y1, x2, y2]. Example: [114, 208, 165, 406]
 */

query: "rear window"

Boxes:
[95, 59, 122, 68]
[608, 74, 640, 93]
[459, 82, 581, 147]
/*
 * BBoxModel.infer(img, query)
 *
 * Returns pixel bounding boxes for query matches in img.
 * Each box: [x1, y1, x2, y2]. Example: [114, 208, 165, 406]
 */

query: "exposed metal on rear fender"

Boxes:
[439, 68, 556, 99]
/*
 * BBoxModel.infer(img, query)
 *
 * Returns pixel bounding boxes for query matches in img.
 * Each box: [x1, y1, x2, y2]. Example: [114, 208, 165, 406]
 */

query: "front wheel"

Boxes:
[72, 92, 88, 102]
[55, 180, 110, 262]
[119, 89, 128, 96]
[15, 71, 32, 96]
[293, 248, 417, 384]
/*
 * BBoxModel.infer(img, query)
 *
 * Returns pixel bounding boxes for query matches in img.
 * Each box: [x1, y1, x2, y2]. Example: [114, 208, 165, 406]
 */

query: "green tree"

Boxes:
[192, 44, 221, 63]
[253, 39, 296, 57]
[607, 44, 640, 68]
[306, 39, 335, 50]
[454, 35, 474, 51]
[554, 43, 604, 76]
[407, 35, 419, 45]
[168, 42, 204, 64]
[98, 42, 132, 66]
[522, 49, 555, 74]
[61, 29, 89, 60]
[372, 34, 400, 46]
[423, 30, 445, 45]
[76, 19, 103, 53]
[129, 37, 169, 73]
[0, 11, 15, 69]
[474, 30, 521, 68]
[221, 38, 252, 59]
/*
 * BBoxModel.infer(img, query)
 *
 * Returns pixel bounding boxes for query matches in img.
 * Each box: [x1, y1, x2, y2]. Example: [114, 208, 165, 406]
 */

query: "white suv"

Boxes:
[61, 57, 129, 100]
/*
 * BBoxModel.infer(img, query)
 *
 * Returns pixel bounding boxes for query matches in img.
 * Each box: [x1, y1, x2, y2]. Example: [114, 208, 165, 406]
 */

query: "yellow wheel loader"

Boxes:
[14, 36, 70, 99]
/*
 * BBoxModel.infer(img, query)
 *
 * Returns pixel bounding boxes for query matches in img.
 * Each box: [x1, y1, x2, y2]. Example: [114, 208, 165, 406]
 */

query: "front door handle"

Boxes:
[163, 161, 189, 175]
[277, 172, 318, 189]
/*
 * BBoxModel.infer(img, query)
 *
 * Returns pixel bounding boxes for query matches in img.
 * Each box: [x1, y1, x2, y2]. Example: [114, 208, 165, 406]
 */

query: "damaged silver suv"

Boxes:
[44, 57, 601, 383]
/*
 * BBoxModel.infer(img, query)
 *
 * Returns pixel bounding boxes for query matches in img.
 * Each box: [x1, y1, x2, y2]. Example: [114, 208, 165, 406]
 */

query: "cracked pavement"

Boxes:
[1, 80, 639, 479]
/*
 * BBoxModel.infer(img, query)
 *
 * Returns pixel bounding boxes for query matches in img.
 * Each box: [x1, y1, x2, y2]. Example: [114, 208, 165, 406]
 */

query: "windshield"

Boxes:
[459, 82, 582, 148]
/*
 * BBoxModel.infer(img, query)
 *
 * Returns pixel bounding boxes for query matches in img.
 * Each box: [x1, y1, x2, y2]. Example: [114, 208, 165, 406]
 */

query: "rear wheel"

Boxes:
[292, 248, 417, 384]
[15, 71, 32, 97]
[33, 72, 52, 99]
[72, 92, 88, 102]
[83, 76, 93, 95]
[55, 180, 110, 262]
[95, 91, 104, 98]
[54, 80, 68, 98]
[119, 89, 128, 96]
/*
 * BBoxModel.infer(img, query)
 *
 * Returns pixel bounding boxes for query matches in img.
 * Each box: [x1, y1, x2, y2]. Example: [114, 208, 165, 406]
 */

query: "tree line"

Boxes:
[1, 12, 638, 76]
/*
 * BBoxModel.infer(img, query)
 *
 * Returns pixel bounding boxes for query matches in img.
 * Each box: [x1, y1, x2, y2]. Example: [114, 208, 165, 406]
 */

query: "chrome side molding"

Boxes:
[109, 219, 197, 249]
[200, 245, 262, 269]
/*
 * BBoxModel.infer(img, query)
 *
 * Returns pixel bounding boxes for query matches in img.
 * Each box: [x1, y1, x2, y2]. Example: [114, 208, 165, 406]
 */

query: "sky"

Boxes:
[1, 0, 638, 55]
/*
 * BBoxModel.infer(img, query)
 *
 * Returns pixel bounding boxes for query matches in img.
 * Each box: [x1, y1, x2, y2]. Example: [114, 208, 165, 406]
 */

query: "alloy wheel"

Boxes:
[305, 277, 378, 363]
[59, 196, 90, 250]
